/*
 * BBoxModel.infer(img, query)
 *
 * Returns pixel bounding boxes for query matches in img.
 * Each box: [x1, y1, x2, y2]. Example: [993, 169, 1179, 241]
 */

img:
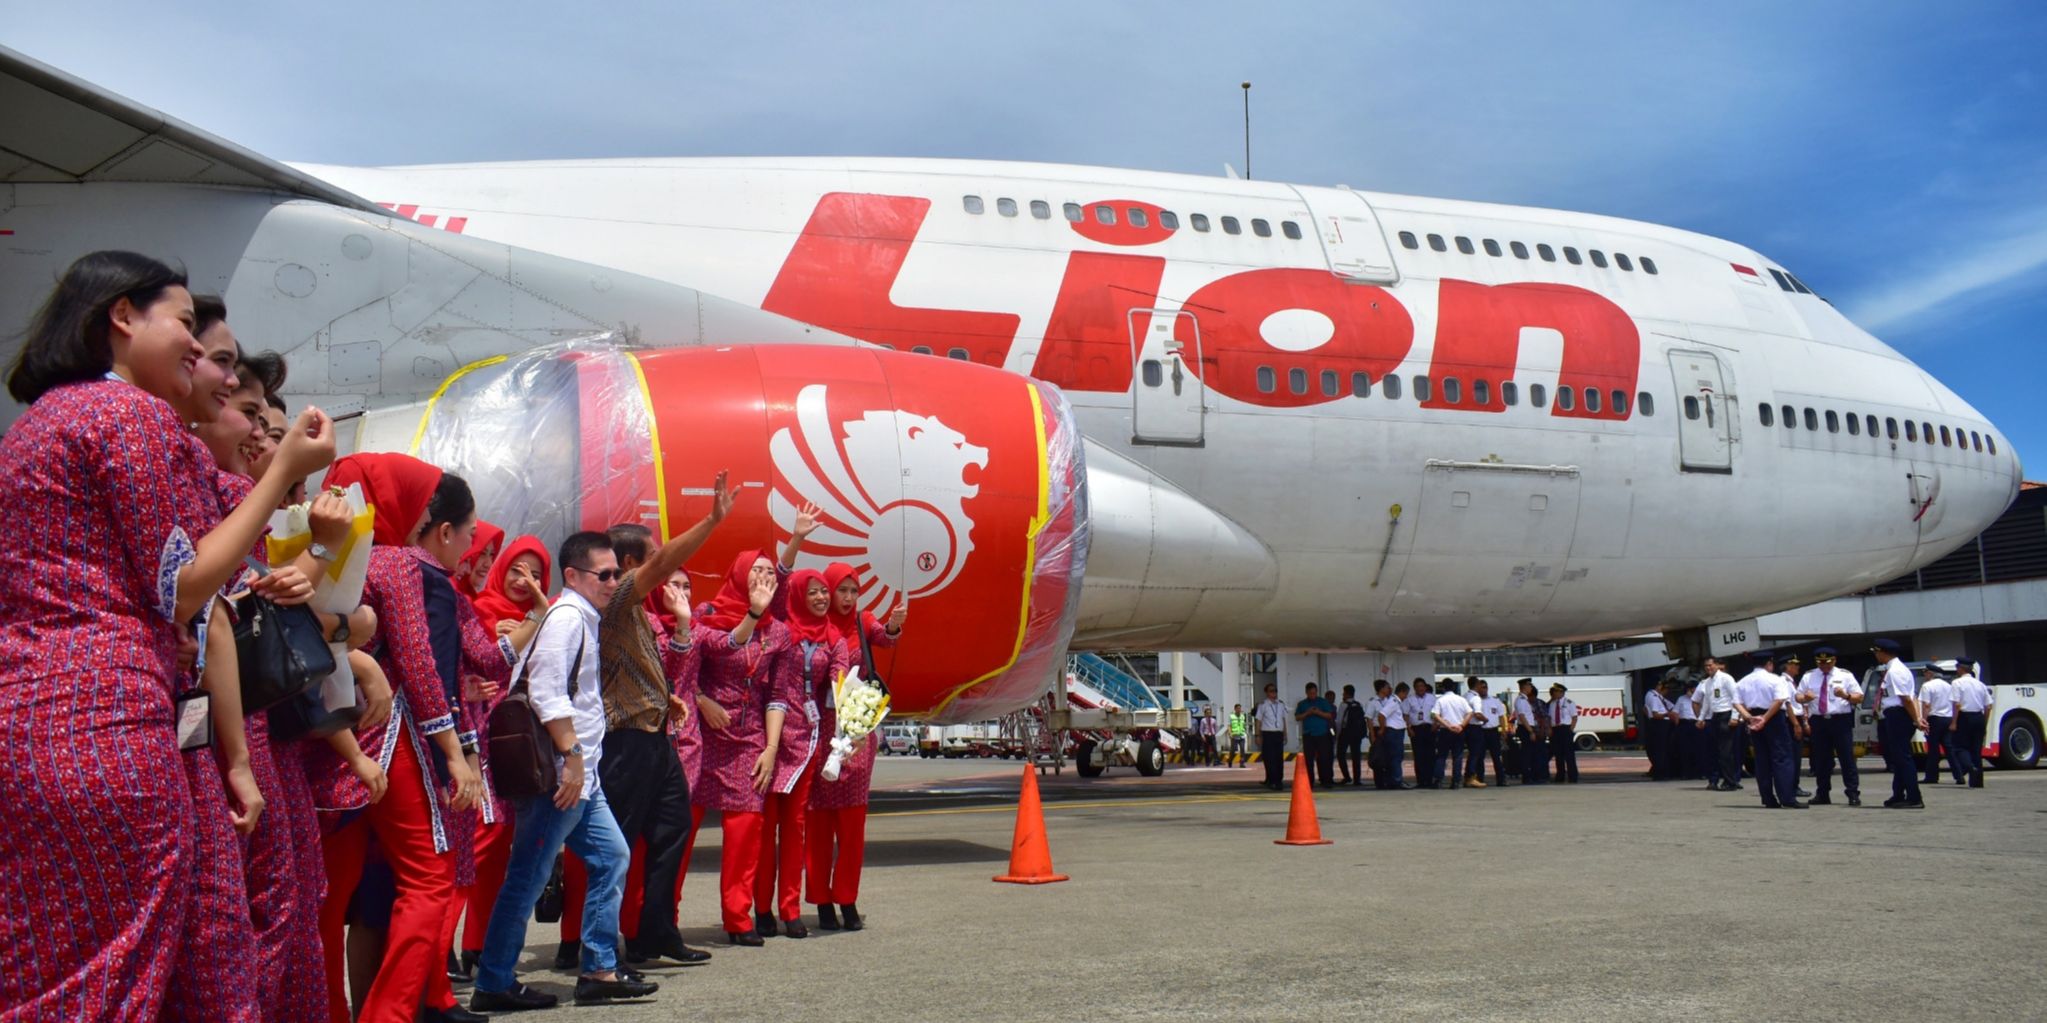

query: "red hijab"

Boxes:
[474, 534, 550, 628]
[696, 549, 767, 631]
[457, 520, 504, 599]
[823, 561, 869, 645]
[325, 453, 442, 548]
[784, 568, 835, 644]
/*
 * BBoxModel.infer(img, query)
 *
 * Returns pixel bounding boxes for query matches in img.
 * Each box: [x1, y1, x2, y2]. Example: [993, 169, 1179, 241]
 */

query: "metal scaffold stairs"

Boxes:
[1069, 652, 1165, 712]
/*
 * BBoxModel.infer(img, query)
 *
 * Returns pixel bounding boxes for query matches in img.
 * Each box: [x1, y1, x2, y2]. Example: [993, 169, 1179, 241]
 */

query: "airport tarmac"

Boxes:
[471, 755, 2047, 1021]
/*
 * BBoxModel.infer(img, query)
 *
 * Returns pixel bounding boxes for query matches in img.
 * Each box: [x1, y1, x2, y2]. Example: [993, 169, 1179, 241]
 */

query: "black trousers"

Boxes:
[1338, 731, 1365, 784]
[599, 728, 694, 948]
[1550, 727, 1578, 782]
[1674, 722, 1700, 779]
[1807, 713, 1858, 800]
[1880, 707, 1922, 803]
[1923, 716, 1953, 782]
[1411, 724, 1437, 787]
[1467, 728, 1503, 783]
[1303, 734, 1335, 787]
[1952, 711, 1986, 785]
[1752, 714, 1798, 807]
[1643, 719, 1667, 778]
[1260, 730, 1286, 787]
[1377, 728, 1405, 788]
[1710, 712, 1742, 785]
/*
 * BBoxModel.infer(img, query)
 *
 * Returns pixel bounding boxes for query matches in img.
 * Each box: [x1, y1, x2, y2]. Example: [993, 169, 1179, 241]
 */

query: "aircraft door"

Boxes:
[1287, 185, 1399, 284]
[1667, 349, 1734, 473]
[1129, 309, 1204, 446]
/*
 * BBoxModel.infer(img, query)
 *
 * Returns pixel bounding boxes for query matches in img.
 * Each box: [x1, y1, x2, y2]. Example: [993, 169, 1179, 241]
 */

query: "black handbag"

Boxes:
[266, 680, 364, 742]
[858, 617, 891, 697]
[488, 608, 583, 801]
[233, 558, 338, 715]
[533, 853, 566, 924]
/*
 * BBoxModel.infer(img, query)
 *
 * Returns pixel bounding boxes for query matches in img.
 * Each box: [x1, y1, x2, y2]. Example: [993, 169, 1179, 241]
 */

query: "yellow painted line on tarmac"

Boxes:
[870, 793, 1281, 818]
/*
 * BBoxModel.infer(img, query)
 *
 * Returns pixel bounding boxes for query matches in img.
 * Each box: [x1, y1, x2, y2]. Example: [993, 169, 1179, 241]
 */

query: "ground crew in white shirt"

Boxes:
[1548, 684, 1580, 783]
[1672, 679, 1701, 780]
[1735, 651, 1804, 810]
[1795, 647, 1863, 805]
[1779, 655, 1812, 799]
[1467, 681, 1506, 787]
[1433, 684, 1473, 788]
[1949, 659, 1991, 788]
[1371, 680, 1410, 790]
[1409, 679, 1441, 789]
[1255, 683, 1290, 791]
[1872, 639, 1927, 808]
[1920, 669, 1957, 786]
[1697, 658, 1743, 790]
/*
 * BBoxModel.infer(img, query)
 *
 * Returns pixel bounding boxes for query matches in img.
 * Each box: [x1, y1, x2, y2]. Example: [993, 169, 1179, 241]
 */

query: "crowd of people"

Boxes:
[0, 251, 908, 1022]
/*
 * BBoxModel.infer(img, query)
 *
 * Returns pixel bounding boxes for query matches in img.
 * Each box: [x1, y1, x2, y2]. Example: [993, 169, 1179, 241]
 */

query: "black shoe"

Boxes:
[726, 930, 764, 947]
[640, 937, 712, 964]
[1923, 777, 1939, 784]
[1969, 778, 1984, 789]
[425, 1005, 489, 1023]
[1809, 796, 1832, 805]
[1848, 797, 1861, 807]
[1900, 799, 1925, 809]
[1398, 782, 1416, 790]
[1882, 797, 1904, 807]
[459, 949, 481, 979]
[817, 904, 842, 931]
[841, 903, 863, 931]
[470, 982, 559, 1013]
[552, 940, 580, 970]
[574, 974, 659, 1005]
[1782, 801, 1808, 809]
[755, 911, 779, 937]
[446, 950, 470, 983]
[782, 919, 809, 939]
[1795, 788, 1812, 798]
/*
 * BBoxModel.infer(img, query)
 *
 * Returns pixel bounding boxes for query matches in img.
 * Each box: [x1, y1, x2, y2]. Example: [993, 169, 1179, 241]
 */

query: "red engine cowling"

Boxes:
[411, 341, 1087, 722]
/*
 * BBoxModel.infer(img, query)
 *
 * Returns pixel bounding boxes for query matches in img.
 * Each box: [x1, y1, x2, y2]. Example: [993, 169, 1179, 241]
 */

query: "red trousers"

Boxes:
[718, 810, 765, 933]
[805, 805, 868, 905]
[459, 817, 513, 953]
[755, 772, 811, 921]
[317, 737, 454, 1023]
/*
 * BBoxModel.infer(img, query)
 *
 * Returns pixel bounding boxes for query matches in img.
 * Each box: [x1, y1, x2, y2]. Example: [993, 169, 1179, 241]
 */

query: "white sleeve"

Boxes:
[524, 613, 581, 726]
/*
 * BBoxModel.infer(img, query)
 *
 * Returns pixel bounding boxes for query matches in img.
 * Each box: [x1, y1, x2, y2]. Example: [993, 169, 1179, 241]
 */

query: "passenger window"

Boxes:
[1382, 374, 1403, 400]
[1922, 421, 1934, 444]
[1530, 383, 1547, 408]
[1282, 221, 1303, 240]
[1482, 239, 1503, 257]
[1684, 396, 1701, 420]
[947, 348, 969, 361]
[1590, 250, 1609, 268]
[1473, 379, 1491, 406]
[1351, 372, 1371, 397]
[1558, 385, 1576, 411]
[1063, 202, 1083, 222]
[912, 345, 934, 355]
[1865, 415, 1878, 437]
[1502, 381, 1520, 406]
[1252, 219, 1272, 238]
[996, 197, 1018, 217]
[1190, 213, 1210, 232]
[1615, 253, 1634, 271]
[1510, 241, 1529, 259]
[1847, 413, 1860, 436]
[1413, 375, 1433, 402]
[1760, 404, 1774, 427]
[1442, 377, 1462, 405]
[1159, 210, 1179, 229]
[1537, 243, 1556, 262]
[1320, 369, 1339, 397]
[1781, 405, 1795, 428]
[1031, 200, 1051, 219]
[1637, 392, 1653, 416]
[1988, 436, 1998, 455]
[1904, 420, 1917, 442]
[1399, 231, 1420, 250]
[1940, 425, 1952, 447]
[1455, 236, 1476, 255]
[1825, 410, 1839, 433]
[1971, 431, 1982, 452]
[1222, 216, 1242, 235]
[1640, 256, 1658, 275]
[1095, 205, 1117, 226]
[963, 195, 985, 214]
[1128, 208, 1149, 228]
[1886, 417, 1899, 440]
[1564, 247, 1583, 265]
[1256, 366, 1276, 394]
[1288, 367, 1307, 395]
[1427, 234, 1447, 252]
[1141, 360, 1163, 387]
[1583, 388, 1601, 413]
[1611, 390, 1627, 415]
[1803, 408, 1818, 431]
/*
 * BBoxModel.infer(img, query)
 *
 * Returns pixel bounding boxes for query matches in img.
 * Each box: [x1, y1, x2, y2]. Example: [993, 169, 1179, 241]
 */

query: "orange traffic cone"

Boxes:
[994, 765, 1070, 884]
[1274, 753, 1333, 846]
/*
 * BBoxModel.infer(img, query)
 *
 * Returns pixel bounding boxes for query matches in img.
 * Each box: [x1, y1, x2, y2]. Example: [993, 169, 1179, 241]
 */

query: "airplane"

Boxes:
[0, 45, 2021, 721]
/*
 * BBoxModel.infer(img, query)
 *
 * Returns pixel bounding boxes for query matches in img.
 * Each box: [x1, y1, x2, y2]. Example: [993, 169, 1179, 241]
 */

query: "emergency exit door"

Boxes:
[1129, 309, 1204, 446]
[1667, 349, 1733, 473]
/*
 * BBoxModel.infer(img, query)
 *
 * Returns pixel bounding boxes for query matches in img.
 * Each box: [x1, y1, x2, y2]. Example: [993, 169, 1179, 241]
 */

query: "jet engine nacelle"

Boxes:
[381, 340, 1088, 722]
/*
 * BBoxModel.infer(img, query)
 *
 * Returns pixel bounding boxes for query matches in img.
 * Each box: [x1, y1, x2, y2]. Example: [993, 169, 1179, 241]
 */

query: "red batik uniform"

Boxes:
[458, 534, 545, 955]
[755, 568, 837, 923]
[807, 562, 897, 908]
[0, 380, 215, 1021]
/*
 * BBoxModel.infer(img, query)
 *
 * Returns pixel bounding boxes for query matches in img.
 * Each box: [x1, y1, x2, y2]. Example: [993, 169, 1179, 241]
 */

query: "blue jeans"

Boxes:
[476, 784, 631, 991]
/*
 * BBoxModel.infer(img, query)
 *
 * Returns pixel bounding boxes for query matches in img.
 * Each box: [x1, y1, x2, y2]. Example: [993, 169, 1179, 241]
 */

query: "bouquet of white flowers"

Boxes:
[821, 669, 891, 782]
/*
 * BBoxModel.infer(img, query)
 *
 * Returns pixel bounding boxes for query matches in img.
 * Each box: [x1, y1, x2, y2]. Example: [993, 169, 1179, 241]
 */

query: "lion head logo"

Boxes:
[769, 384, 989, 613]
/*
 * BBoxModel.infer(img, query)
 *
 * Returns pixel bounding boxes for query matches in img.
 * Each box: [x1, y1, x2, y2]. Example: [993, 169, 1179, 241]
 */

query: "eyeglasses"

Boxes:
[570, 565, 621, 583]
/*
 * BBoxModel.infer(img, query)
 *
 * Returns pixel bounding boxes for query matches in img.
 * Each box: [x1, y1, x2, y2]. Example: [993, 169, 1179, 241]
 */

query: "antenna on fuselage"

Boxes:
[1241, 81, 1253, 180]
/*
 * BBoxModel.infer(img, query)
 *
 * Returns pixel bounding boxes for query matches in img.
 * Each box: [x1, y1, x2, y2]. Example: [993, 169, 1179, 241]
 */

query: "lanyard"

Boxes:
[740, 632, 769, 688]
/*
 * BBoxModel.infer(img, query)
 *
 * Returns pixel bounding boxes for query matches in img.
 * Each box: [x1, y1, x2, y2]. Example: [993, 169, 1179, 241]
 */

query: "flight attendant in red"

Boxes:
[0, 251, 334, 1020]
[808, 562, 906, 932]
[756, 568, 835, 938]
[693, 551, 798, 945]
[455, 520, 503, 604]
[314, 453, 484, 1023]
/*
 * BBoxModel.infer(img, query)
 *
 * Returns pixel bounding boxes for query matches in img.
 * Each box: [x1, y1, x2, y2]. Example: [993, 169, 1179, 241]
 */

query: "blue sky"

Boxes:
[10, 2, 2045, 467]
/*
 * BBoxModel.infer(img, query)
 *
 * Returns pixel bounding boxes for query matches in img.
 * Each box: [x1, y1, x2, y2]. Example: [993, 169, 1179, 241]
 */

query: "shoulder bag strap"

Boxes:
[859, 619, 888, 696]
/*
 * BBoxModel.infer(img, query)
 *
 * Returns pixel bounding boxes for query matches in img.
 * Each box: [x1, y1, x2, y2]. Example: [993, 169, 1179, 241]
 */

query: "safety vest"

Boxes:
[1228, 712, 1248, 738]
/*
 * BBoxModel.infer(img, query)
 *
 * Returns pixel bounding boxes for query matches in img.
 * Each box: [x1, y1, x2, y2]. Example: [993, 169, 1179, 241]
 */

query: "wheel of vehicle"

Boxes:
[1998, 716, 2041, 769]
[1075, 739, 1104, 778]
[1574, 732, 1597, 752]
[1135, 736, 1166, 776]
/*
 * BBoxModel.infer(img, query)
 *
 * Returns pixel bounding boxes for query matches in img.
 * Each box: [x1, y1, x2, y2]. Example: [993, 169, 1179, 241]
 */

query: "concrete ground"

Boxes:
[466, 755, 2047, 1021]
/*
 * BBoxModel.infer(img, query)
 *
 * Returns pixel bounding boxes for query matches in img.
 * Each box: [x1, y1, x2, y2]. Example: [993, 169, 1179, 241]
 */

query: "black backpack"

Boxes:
[486, 609, 584, 800]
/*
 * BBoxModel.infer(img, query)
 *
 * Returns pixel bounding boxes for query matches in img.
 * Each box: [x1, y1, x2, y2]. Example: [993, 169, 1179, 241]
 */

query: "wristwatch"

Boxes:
[562, 742, 587, 759]
[328, 617, 351, 645]
[308, 541, 336, 561]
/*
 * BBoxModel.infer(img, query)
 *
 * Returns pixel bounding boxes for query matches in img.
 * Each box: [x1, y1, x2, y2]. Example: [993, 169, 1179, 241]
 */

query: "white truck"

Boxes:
[1439, 675, 1631, 751]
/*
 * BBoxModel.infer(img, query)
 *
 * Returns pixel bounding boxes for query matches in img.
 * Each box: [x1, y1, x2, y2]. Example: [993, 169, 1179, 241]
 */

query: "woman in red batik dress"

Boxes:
[455, 520, 502, 606]
[0, 251, 334, 1020]
[808, 562, 907, 932]
[693, 550, 798, 945]
[755, 568, 838, 938]
[313, 453, 484, 1023]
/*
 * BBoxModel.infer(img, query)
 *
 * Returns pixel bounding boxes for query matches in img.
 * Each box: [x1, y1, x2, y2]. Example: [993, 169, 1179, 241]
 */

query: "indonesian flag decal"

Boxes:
[1730, 263, 1766, 286]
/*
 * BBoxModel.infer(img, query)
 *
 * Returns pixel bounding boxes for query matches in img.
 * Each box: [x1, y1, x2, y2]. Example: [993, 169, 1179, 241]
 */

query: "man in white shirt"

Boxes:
[1919, 667, 1957, 787]
[1872, 639, 1927, 808]
[1408, 679, 1439, 789]
[1512, 679, 1546, 785]
[1697, 658, 1743, 791]
[1432, 683, 1473, 789]
[1548, 683, 1580, 783]
[1467, 680, 1506, 788]
[1778, 654, 1812, 800]
[475, 531, 658, 1011]
[1672, 679, 1701, 781]
[1371, 680, 1410, 789]
[1641, 683, 1671, 780]
[1735, 651, 1805, 810]
[1255, 683, 1290, 791]
[1796, 647, 1863, 806]
[1950, 658, 1992, 788]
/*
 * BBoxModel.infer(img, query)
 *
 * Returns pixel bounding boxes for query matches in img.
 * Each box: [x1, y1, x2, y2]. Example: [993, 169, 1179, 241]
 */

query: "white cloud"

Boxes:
[1844, 213, 2047, 333]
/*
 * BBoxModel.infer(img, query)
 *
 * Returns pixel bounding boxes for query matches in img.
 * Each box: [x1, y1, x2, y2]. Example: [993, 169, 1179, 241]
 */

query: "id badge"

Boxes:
[175, 691, 213, 751]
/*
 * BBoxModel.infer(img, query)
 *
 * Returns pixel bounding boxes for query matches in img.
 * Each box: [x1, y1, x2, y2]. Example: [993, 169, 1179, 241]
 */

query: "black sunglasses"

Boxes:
[569, 565, 621, 583]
